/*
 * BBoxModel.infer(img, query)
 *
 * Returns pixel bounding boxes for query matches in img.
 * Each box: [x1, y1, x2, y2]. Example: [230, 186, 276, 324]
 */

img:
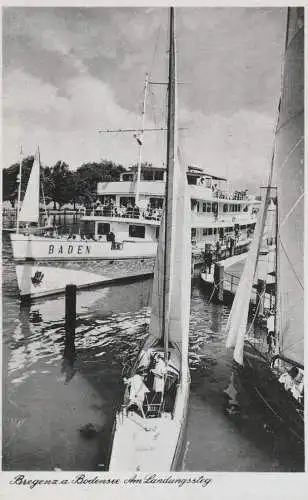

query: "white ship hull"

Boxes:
[10, 233, 157, 261]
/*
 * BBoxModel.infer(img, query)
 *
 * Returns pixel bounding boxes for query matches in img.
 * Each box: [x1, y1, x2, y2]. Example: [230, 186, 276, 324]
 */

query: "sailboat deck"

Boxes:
[109, 411, 181, 471]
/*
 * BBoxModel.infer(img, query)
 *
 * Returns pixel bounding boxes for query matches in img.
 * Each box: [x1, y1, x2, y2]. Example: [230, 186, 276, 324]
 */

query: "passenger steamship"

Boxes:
[10, 158, 259, 299]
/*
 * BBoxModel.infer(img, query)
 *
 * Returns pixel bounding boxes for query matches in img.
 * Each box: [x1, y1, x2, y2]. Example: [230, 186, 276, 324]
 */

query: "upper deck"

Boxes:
[97, 165, 259, 205]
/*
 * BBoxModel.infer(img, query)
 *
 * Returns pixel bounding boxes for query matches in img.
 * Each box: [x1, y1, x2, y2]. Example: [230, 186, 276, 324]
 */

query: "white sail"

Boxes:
[276, 8, 304, 366]
[225, 188, 270, 364]
[19, 149, 40, 223]
[149, 209, 166, 340]
[149, 10, 191, 364]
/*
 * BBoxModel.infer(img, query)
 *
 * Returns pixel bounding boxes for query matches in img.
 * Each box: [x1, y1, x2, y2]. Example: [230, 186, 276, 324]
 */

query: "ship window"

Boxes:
[223, 204, 228, 212]
[143, 170, 154, 181]
[212, 202, 218, 213]
[206, 203, 211, 212]
[203, 203, 207, 212]
[187, 175, 197, 185]
[191, 228, 196, 238]
[203, 228, 207, 236]
[122, 174, 134, 181]
[97, 223, 110, 235]
[154, 170, 164, 181]
[150, 197, 164, 209]
[129, 225, 145, 238]
[214, 228, 217, 234]
[208, 228, 213, 235]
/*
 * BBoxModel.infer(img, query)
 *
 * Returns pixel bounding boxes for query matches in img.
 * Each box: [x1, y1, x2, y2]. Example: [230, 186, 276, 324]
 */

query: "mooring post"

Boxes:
[213, 262, 224, 302]
[65, 284, 77, 350]
[256, 279, 266, 316]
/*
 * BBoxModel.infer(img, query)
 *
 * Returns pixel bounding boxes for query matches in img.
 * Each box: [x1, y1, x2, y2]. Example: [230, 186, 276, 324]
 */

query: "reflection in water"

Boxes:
[2, 234, 304, 471]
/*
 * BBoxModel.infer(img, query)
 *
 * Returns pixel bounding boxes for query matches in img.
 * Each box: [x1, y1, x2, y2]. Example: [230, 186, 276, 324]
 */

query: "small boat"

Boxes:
[108, 7, 191, 471]
[225, 7, 304, 450]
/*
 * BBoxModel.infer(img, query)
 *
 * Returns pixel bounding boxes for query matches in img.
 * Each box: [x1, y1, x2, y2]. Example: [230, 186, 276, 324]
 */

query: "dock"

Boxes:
[199, 249, 276, 311]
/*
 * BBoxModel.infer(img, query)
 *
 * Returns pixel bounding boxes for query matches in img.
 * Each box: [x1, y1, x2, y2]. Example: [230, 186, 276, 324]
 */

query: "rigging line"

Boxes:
[280, 192, 304, 229]
[148, 9, 165, 81]
[280, 335, 304, 354]
[148, 91, 165, 163]
[276, 109, 304, 135]
[277, 234, 303, 290]
[278, 135, 304, 172]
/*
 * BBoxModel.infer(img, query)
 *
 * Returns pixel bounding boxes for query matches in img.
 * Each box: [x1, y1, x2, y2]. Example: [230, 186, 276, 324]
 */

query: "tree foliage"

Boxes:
[2, 158, 125, 208]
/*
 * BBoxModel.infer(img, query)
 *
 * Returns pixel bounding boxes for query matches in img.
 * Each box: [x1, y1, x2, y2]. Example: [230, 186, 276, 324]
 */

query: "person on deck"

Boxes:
[266, 312, 275, 355]
[124, 370, 150, 418]
[204, 251, 213, 274]
[151, 354, 167, 403]
[278, 366, 303, 401]
[107, 231, 116, 249]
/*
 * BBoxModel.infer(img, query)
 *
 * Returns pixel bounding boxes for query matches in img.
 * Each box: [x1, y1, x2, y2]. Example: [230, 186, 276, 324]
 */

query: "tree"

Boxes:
[2, 156, 35, 206]
[75, 160, 125, 206]
[48, 161, 74, 208]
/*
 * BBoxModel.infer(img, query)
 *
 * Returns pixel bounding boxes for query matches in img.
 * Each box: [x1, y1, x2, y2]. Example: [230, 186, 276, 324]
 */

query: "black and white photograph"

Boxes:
[1, 4, 304, 478]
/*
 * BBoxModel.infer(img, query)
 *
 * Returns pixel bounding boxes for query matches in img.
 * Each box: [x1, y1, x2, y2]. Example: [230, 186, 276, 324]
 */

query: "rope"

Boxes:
[278, 234, 303, 290]
[280, 192, 304, 228]
[207, 276, 224, 304]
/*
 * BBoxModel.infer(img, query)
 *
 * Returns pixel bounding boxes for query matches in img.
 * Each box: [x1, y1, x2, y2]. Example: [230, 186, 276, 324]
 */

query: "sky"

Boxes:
[3, 7, 286, 192]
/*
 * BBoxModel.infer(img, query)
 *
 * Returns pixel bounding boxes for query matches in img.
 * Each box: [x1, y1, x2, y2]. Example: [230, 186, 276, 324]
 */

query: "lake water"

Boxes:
[2, 233, 304, 471]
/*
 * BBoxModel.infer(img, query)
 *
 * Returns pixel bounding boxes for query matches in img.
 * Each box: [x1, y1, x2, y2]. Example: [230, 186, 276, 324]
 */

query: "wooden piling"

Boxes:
[65, 284, 77, 349]
[213, 262, 224, 302]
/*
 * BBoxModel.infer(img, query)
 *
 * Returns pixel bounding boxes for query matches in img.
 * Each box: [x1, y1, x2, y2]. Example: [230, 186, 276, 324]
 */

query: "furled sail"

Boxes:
[149, 8, 191, 369]
[276, 8, 304, 366]
[225, 181, 271, 365]
[18, 149, 40, 223]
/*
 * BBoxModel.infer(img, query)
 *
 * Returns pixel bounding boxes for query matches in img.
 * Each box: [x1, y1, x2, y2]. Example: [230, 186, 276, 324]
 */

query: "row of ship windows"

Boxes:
[192, 201, 246, 213]
[191, 224, 254, 237]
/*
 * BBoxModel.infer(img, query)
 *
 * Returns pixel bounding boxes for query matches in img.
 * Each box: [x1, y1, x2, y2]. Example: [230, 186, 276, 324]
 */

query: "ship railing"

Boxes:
[84, 207, 162, 222]
[224, 271, 276, 311]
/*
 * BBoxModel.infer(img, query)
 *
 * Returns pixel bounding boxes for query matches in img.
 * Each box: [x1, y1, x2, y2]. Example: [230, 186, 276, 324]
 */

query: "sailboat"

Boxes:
[10, 147, 52, 235]
[108, 7, 191, 471]
[225, 7, 304, 448]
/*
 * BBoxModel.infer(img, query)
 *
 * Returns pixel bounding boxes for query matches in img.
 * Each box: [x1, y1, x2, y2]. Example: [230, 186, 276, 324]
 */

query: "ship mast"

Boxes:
[16, 145, 23, 233]
[135, 73, 149, 205]
[162, 6, 176, 362]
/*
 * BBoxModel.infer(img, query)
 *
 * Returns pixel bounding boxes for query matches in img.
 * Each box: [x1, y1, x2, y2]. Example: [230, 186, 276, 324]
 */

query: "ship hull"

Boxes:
[10, 233, 157, 261]
[234, 342, 304, 450]
[10, 233, 157, 300]
[14, 258, 155, 300]
[108, 378, 190, 471]
[108, 338, 190, 471]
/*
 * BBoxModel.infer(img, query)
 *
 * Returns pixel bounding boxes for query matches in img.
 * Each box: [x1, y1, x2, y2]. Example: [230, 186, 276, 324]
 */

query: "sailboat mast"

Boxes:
[162, 6, 176, 361]
[16, 145, 23, 233]
[135, 73, 149, 206]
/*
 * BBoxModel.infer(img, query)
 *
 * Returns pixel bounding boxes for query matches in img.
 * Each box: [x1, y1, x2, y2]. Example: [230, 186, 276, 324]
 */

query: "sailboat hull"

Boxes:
[235, 342, 304, 449]
[108, 338, 190, 471]
[108, 378, 190, 471]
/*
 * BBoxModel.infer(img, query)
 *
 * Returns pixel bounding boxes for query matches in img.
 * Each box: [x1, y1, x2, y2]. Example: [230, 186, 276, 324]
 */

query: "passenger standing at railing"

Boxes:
[126, 204, 133, 218]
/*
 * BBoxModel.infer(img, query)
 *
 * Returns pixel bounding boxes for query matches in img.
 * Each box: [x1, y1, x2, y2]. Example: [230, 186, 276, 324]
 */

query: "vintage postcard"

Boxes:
[1, 1, 306, 499]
